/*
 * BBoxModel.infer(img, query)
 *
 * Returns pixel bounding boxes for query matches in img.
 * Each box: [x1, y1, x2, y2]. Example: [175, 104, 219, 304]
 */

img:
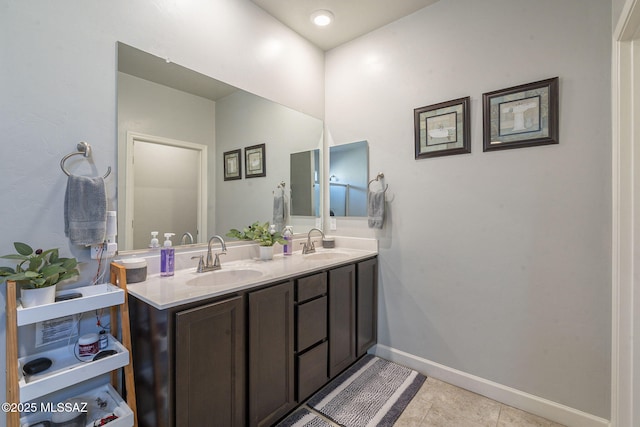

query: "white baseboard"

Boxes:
[371, 344, 610, 427]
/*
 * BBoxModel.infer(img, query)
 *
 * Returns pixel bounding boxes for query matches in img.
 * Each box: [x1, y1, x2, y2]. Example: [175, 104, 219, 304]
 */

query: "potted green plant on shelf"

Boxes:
[227, 221, 285, 260]
[0, 242, 80, 307]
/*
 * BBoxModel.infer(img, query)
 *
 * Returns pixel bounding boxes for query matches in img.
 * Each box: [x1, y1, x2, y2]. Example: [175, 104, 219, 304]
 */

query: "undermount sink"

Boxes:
[186, 268, 264, 286]
[302, 251, 351, 261]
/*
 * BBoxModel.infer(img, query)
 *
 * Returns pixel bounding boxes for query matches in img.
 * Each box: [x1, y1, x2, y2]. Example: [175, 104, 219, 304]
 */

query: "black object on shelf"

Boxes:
[93, 350, 117, 361]
[23, 357, 53, 375]
[55, 292, 83, 302]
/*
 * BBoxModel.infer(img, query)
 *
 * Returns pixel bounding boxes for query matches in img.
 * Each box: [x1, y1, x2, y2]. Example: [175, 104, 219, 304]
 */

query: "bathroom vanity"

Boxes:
[127, 246, 377, 427]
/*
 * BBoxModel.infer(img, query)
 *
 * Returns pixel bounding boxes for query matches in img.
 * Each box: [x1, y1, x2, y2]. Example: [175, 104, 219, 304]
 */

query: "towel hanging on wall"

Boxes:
[367, 190, 385, 229]
[367, 173, 388, 229]
[64, 175, 107, 245]
[273, 183, 287, 232]
[61, 141, 110, 245]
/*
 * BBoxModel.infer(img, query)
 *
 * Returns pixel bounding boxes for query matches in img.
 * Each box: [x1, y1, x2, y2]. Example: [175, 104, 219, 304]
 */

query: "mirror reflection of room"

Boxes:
[329, 141, 369, 217]
[117, 43, 323, 251]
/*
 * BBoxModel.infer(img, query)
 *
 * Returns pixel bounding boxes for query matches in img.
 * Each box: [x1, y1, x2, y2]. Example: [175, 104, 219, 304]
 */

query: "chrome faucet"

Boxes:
[180, 232, 194, 245]
[192, 235, 227, 273]
[207, 235, 227, 270]
[302, 228, 325, 254]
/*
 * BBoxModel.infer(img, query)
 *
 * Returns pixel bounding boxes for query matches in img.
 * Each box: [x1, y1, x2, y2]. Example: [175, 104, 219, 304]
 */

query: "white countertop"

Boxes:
[126, 245, 377, 310]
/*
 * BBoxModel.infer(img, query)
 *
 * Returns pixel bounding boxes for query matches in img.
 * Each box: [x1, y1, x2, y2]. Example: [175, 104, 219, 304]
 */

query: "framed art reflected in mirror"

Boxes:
[224, 149, 242, 181]
[414, 96, 471, 159]
[245, 143, 266, 178]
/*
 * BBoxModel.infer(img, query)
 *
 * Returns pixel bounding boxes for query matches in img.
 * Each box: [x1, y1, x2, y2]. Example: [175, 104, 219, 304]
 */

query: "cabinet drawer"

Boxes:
[296, 273, 327, 302]
[297, 341, 328, 401]
[297, 296, 327, 351]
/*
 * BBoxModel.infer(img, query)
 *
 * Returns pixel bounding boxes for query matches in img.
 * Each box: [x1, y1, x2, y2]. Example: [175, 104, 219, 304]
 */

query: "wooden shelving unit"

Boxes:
[5, 263, 137, 427]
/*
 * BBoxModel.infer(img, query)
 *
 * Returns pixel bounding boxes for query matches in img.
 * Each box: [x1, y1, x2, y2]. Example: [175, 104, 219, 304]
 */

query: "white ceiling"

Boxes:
[250, 0, 440, 51]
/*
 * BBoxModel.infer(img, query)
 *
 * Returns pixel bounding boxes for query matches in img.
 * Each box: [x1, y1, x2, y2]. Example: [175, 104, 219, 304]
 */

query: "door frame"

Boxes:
[123, 131, 208, 250]
[612, 1, 640, 426]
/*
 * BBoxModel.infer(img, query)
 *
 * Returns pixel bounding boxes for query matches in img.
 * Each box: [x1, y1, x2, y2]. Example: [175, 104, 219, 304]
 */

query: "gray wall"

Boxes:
[325, 0, 611, 418]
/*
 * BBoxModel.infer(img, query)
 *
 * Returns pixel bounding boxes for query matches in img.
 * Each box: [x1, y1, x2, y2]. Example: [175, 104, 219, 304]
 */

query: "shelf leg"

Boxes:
[6, 281, 20, 427]
[111, 263, 139, 427]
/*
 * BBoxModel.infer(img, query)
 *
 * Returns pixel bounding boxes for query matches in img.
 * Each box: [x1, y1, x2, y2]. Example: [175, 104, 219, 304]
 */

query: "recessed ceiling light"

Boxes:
[310, 10, 334, 27]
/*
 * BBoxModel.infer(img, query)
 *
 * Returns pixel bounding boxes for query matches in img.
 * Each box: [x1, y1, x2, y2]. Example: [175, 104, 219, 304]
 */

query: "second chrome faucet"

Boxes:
[302, 228, 325, 254]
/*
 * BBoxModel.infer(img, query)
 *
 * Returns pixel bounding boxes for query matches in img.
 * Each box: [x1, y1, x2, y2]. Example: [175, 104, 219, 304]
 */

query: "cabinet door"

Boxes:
[175, 296, 245, 427]
[249, 281, 296, 427]
[328, 264, 357, 378]
[357, 258, 378, 357]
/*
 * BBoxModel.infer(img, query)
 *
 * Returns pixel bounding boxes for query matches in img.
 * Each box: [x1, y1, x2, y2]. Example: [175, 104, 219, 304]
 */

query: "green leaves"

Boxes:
[0, 266, 15, 275]
[14, 242, 33, 256]
[62, 257, 77, 270]
[226, 221, 285, 247]
[0, 242, 79, 288]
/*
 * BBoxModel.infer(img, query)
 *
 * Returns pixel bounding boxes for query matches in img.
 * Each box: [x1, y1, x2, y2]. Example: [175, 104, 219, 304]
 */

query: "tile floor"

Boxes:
[394, 377, 566, 427]
[291, 376, 566, 427]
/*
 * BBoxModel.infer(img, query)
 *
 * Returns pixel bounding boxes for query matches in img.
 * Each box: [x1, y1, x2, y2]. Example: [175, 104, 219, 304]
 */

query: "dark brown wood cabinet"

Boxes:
[328, 264, 357, 378]
[248, 281, 296, 427]
[357, 257, 378, 357]
[130, 294, 246, 427]
[175, 296, 245, 427]
[129, 256, 377, 427]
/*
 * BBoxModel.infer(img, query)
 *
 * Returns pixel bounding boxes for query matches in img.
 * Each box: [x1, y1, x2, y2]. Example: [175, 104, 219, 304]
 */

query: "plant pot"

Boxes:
[259, 246, 274, 261]
[20, 285, 56, 308]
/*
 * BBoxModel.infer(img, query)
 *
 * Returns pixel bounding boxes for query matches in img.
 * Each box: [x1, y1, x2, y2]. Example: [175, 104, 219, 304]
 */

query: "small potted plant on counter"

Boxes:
[227, 221, 285, 260]
[0, 242, 80, 307]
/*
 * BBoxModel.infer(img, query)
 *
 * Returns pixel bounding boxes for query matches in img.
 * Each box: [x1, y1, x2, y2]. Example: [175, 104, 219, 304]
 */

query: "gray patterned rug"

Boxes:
[276, 407, 334, 427]
[306, 355, 425, 427]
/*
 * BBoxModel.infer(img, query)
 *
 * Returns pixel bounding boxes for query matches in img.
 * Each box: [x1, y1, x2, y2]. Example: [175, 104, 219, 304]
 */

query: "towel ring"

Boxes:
[60, 142, 111, 179]
[368, 173, 388, 193]
[273, 181, 286, 195]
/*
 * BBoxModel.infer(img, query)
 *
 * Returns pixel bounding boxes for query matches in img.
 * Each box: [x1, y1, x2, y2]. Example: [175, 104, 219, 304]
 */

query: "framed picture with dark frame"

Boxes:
[482, 77, 559, 152]
[414, 96, 471, 159]
[223, 149, 242, 181]
[244, 143, 266, 178]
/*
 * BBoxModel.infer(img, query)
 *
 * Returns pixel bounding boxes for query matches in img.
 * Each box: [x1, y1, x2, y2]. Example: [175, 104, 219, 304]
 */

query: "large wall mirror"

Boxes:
[329, 141, 369, 217]
[117, 43, 323, 251]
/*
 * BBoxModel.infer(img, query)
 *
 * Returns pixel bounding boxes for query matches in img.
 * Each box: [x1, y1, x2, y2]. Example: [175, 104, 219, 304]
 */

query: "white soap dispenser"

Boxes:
[149, 231, 160, 249]
[161, 233, 175, 277]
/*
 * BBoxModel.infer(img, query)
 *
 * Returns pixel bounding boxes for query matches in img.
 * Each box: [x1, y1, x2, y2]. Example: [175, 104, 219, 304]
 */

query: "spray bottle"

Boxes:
[161, 233, 175, 277]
